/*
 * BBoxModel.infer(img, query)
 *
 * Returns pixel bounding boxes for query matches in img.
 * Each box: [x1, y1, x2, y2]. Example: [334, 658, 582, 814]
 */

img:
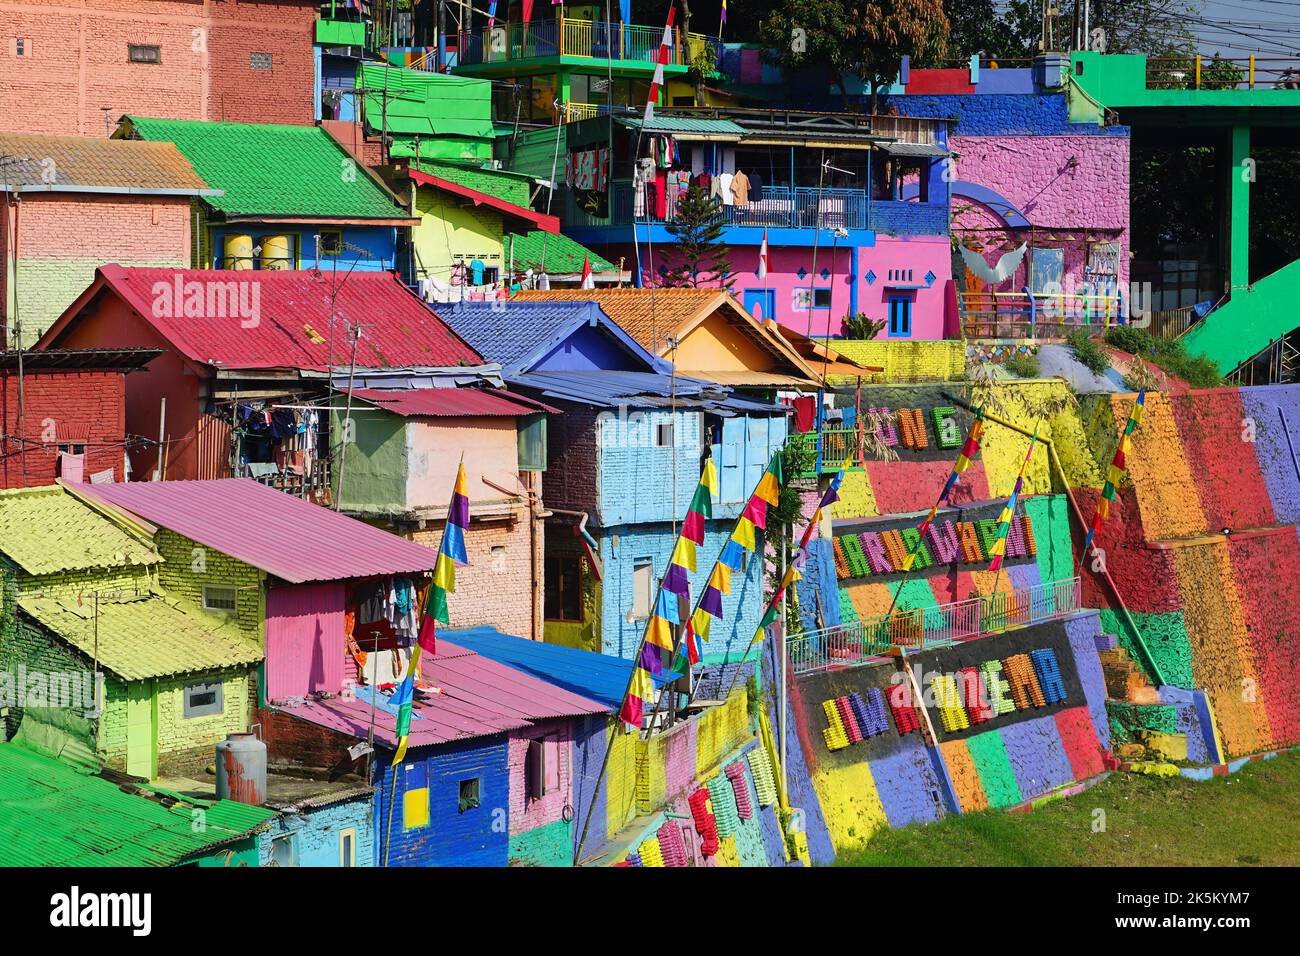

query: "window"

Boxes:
[458, 777, 481, 813]
[183, 680, 224, 718]
[316, 229, 343, 257]
[15, 38, 28, 57]
[203, 585, 238, 613]
[57, 443, 86, 456]
[544, 553, 583, 622]
[809, 288, 832, 309]
[249, 51, 273, 70]
[339, 829, 357, 867]
[517, 413, 548, 471]
[631, 558, 653, 621]
[655, 421, 675, 447]
[128, 44, 161, 64]
[270, 834, 296, 867]
[526, 735, 561, 800]
[888, 295, 913, 337]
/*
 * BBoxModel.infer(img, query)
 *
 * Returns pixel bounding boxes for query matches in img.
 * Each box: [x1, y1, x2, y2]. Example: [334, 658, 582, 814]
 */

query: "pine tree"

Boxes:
[661, 183, 734, 289]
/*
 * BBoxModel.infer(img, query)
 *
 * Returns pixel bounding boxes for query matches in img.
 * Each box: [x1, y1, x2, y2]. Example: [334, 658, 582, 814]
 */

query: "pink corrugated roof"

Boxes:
[51, 265, 483, 371]
[70, 479, 439, 583]
[348, 387, 558, 417]
[279, 641, 609, 747]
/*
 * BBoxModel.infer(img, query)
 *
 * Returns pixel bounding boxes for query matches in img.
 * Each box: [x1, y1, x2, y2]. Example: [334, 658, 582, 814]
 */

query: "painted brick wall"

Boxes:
[152, 667, 254, 775]
[154, 528, 264, 645]
[827, 340, 966, 383]
[0, 368, 132, 487]
[507, 717, 573, 837]
[893, 93, 1129, 137]
[0, 0, 317, 137]
[542, 400, 599, 516]
[412, 516, 534, 639]
[259, 795, 375, 867]
[597, 408, 704, 526]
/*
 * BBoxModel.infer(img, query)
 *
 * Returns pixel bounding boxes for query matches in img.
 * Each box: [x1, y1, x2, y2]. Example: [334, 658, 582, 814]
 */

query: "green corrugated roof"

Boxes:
[124, 116, 406, 219]
[506, 125, 568, 182]
[616, 116, 748, 136]
[507, 231, 617, 275]
[0, 743, 275, 866]
[415, 161, 532, 207]
[0, 487, 158, 576]
[20, 592, 262, 681]
[357, 63, 494, 141]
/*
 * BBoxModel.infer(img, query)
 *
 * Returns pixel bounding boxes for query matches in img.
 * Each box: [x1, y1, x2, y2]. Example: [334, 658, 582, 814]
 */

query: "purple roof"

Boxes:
[278, 641, 609, 748]
[71, 479, 439, 583]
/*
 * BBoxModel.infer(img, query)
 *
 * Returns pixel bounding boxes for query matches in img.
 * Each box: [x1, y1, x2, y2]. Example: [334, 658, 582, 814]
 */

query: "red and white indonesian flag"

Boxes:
[757, 229, 769, 281]
[581, 255, 595, 289]
[644, 5, 677, 123]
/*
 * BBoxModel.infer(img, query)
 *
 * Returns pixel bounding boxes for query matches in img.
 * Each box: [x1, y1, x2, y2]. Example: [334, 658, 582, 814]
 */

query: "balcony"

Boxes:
[787, 428, 865, 477]
[959, 289, 1126, 339]
[456, 20, 705, 68]
[871, 199, 949, 237]
[567, 184, 879, 231]
[788, 577, 1083, 675]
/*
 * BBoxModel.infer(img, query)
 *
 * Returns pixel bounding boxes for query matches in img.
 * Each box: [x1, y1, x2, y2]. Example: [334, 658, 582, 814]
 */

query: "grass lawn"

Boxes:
[837, 751, 1300, 867]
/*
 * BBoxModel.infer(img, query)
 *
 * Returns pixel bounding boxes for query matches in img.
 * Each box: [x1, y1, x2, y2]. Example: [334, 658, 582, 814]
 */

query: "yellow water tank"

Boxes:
[223, 234, 254, 270]
[259, 235, 293, 271]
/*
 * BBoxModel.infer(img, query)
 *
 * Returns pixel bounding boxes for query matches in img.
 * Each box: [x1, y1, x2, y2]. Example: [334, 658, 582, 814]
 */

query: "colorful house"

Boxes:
[887, 58, 1131, 338]
[0, 742, 275, 867]
[0, 485, 261, 780]
[1, 348, 160, 488]
[36, 266, 491, 488]
[437, 300, 789, 665]
[354, 63, 497, 162]
[530, 110, 955, 339]
[513, 287, 823, 390]
[331, 384, 557, 640]
[114, 116, 417, 276]
[0, 132, 217, 346]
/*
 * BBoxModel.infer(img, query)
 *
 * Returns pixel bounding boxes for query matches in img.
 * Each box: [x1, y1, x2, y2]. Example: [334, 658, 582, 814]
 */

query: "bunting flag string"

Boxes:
[393, 461, 472, 764]
[1083, 389, 1145, 555]
[673, 453, 784, 676]
[900, 410, 985, 572]
[618, 456, 718, 730]
[644, 3, 677, 123]
[987, 424, 1039, 573]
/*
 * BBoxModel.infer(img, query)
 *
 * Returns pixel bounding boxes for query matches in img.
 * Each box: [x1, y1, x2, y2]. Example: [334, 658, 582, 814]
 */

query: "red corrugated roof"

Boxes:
[69, 479, 439, 583]
[278, 640, 609, 747]
[348, 387, 558, 417]
[409, 169, 560, 234]
[44, 265, 483, 371]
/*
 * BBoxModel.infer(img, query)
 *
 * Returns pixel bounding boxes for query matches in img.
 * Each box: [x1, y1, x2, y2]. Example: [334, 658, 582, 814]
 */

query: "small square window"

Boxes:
[128, 44, 161, 65]
[655, 421, 675, 447]
[458, 777, 481, 813]
[810, 288, 832, 309]
[317, 229, 343, 257]
[183, 680, 224, 718]
[203, 585, 238, 612]
[57, 442, 86, 456]
[250, 51, 273, 70]
[15, 38, 29, 57]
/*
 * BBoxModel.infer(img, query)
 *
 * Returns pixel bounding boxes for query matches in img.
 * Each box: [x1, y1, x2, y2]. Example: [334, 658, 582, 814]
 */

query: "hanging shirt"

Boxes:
[730, 170, 751, 205]
[470, 259, 485, 285]
[718, 172, 734, 206]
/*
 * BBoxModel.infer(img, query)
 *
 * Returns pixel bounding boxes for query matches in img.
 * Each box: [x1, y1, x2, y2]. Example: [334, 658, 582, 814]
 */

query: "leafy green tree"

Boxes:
[662, 183, 734, 288]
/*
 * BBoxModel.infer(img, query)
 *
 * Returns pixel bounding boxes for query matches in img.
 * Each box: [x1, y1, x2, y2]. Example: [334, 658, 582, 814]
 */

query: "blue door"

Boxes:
[743, 288, 776, 322]
[888, 295, 913, 337]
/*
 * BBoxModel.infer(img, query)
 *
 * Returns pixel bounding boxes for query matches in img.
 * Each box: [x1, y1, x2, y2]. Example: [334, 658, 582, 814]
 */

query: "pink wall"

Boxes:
[265, 582, 346, 702]
[950, 134, 1130, 294]
[508, 717, 573, 835]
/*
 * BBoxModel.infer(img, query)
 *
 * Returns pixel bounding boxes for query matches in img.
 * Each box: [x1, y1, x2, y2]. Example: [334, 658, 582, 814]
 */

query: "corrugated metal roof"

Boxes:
[616, 116, 748, 139]
[0, 131, 215, 195]
[72, 479, 439, 584]
[877, 141, 950, 158]
[509, 369, 786, 414]
[348, 387, 557, 417]
[278, 640, 609, 748]
[409, 169, 559, 233]
[0, 348, 161, 371]
[19, 593, 262, 681]
[0, 743, 274, 867]
[46, 265, 483, 371]
[0, 486, 158, 576]
[443, 627, 633, 710]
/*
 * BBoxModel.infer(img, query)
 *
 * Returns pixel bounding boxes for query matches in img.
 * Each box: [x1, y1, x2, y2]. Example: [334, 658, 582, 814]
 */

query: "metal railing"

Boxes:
[1145, 55, 1300, 91]
[788, 576, 1083, 676]
[787, 428, 864, 476]
[457, 20, 701, 66]
[574, 183, 874, 230]
[959, 288, 1125, 339]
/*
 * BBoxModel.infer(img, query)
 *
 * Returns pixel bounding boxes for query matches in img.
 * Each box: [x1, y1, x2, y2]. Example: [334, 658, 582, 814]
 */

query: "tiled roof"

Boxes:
[0, 743, 275, 867]
[0, 132, 214, 195]
[436, 300, 667, 377]
[278, 640, 609, 748]
[347, 387, 557, 417]
[19, 593, 262, 681]
[415, 161, 532, 207]
[122, 116, 407, 220]
[43, 265, 484, 371]
[72, 479, 440, 584]
[0, 487, 158, 576]
[506, 231, 617, 275]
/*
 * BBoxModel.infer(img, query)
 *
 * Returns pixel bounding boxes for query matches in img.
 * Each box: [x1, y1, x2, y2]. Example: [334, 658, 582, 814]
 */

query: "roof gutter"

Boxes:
[6, 184, 224, 198]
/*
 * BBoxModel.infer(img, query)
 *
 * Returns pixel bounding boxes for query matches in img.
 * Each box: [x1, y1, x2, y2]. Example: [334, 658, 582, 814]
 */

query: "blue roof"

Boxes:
[510, 369, 786, 413]
[435, 301, 669, 378]
[441, 626, 654, 710]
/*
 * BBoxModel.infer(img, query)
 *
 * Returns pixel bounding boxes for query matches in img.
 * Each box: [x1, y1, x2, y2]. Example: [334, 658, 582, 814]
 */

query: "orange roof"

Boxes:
[513, 288, 822, 387]
[0, 131, 214, 195]
[763, 320, 884, 376]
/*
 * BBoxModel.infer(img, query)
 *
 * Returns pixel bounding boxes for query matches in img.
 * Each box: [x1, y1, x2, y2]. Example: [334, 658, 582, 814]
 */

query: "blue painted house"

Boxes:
[438, 301, 789, 668]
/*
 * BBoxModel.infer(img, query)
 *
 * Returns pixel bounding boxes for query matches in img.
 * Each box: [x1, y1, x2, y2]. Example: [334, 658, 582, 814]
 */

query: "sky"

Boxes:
[1191, 0, 1300, 58]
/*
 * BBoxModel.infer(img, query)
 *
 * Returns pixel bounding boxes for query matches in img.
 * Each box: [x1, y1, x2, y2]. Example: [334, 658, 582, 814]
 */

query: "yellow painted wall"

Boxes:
[412, 187, 504, 285]
[674, 311, 781, 374]
[811, 760, 889, 850]
[830, 340, 966, 383]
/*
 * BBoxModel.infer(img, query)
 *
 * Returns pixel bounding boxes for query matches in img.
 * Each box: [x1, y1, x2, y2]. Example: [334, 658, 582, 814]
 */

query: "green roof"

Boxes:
[357, 63, 494, 141]
[0, 487, 158, 576]
[0, 743, 274, 866]
[20, 592, 262, 681]
[615, 116, 748, 137]
[123, 116, 406, 220]
[507, 231, 617, 275]
[416, 161, 532, 207]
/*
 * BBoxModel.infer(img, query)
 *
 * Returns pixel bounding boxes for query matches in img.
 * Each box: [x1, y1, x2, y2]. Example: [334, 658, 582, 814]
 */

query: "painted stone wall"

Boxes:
[259, 795, 375, 868]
